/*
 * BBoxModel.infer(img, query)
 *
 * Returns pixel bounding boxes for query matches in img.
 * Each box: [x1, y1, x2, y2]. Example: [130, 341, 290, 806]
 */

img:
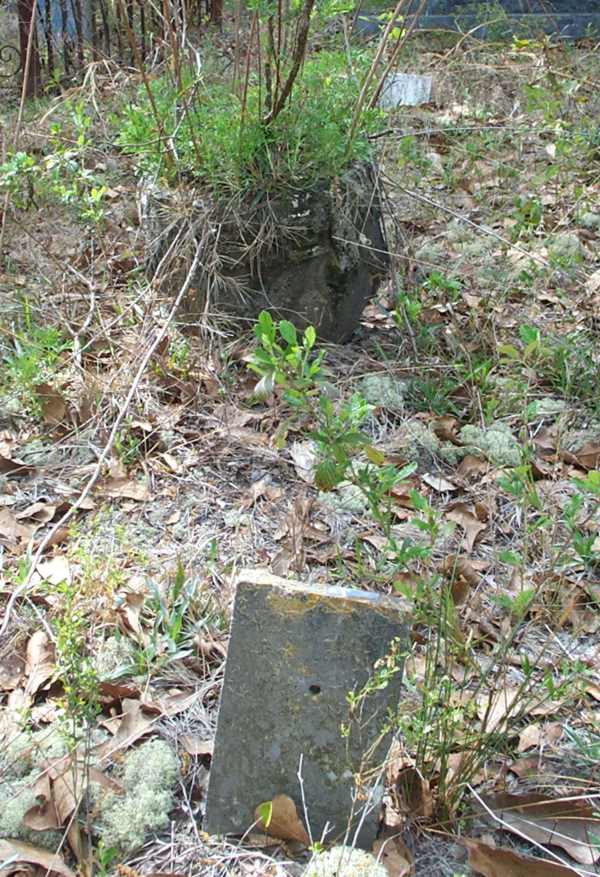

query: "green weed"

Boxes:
[2, 319, 72, 416]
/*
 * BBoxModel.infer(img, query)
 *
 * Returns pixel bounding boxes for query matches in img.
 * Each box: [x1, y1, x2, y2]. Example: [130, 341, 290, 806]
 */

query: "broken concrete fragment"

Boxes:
[205, 570, 408, 849]
[379, 73, 433, 109]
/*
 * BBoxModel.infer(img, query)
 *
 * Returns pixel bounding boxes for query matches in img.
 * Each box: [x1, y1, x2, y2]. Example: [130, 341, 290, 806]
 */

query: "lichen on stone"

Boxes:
[304, 845, 388, 877]
[459, 422, 521, 467]
[97, 738, 178, 855]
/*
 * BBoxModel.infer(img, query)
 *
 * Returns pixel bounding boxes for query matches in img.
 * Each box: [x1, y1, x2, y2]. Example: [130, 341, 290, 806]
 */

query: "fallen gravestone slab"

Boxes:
[204, 570, 408, 849]
[379, 73, 433, 109]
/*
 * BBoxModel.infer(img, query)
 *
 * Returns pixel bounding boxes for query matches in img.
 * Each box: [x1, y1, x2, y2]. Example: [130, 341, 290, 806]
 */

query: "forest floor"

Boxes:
[0, 14, 600, 877]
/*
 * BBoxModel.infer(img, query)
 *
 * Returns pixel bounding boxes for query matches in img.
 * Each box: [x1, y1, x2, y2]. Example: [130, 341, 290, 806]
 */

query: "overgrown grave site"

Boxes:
[1, 2, 600, 875]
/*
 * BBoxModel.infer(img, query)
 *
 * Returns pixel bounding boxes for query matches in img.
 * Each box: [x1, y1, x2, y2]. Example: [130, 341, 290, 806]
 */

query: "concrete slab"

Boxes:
[204, 570, 409, 849]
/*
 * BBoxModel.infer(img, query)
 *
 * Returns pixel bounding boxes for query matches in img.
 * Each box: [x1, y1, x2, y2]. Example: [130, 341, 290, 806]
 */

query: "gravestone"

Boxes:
[379, 73, 433, 108]
[356, 0, 600, 39]
[205, 570, 409, 849]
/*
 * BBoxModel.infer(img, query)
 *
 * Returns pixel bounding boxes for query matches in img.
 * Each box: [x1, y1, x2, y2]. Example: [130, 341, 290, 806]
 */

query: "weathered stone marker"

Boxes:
[379, 73, 433, 109]
[205, 570, 408, 849]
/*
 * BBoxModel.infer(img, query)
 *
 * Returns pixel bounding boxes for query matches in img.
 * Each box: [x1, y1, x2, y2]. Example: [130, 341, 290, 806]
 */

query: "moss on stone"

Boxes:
[304, 846, 388, 877]
[98, 738, 178, 856]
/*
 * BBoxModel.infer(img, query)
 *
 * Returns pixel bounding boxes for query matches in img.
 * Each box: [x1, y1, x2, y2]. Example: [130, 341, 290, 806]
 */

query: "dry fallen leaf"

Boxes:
[16, 501, 57, 524]
[98, 477, 151, 502]
[97, 699, 156, 756]
[584, 681, 600, 702]
[180, 735, 214, 757]
[394, 767, 433, 819]
[0, 650, 25, 692]
[146, 688, 198, 717]
[440, 554, 482, 605]
[446, 503, 487, 553]
[254, 793, 310, 845]
[116, 590, 146, 640]
[585, 268, 600, 295]
[457, 455, 491, 480]
[23, 773, 60, 831]
[240, 476, 283, 509]
[373, 837, 414, 877]
[289, 441, 318, 484]
[0, 454, 36, 477]
[34, 383, 68, 426]
[517, 722, 563, 753]
[0, 508, 36, 550]
[572, 442, 600, 471]
[476, 688, 521, 733]
[432, 416, 462, 445]
[464, 838, 579, 877]
[422, 473, 458, 493]
[480, 793, 600, 865]
[25, 630, 56, 695]
[0, 839, 75, 877]
[29, 556, 72, 589]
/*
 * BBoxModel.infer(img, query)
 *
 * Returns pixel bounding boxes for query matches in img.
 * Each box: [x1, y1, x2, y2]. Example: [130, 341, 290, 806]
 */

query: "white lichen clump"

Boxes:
[304, 846, 388, 877]
[0, 728, 69, 850]
[0, 777, 62, 850]
[98, 738, 178, 855]
[93, 635, 136, 680]
[460, 422, 521, 467]
[359, 374, 406, 413]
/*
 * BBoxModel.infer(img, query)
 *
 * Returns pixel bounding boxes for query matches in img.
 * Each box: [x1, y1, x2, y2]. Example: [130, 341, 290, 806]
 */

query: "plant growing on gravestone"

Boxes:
[115, 0, 418, 194]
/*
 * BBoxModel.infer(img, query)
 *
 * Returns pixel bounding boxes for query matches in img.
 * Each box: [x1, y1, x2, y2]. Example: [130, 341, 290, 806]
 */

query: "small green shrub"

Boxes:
[0, 101, 107, 222]
[2, 318, 72, 416]
[117, 50, 383, 192]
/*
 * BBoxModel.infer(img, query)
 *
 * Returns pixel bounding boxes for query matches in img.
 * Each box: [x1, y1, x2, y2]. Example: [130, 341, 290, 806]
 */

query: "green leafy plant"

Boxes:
[117, 50, 383, 193]
[0, 100, 107, 223]
[2, 317, 72, 416]
[52, 577, 101, 744]
[249, 309, 325, 405]
[130, 562, 201, 675]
